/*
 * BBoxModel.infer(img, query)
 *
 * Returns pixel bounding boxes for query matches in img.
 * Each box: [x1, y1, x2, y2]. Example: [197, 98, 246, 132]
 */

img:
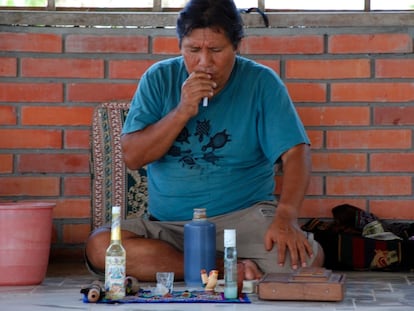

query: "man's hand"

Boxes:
[264, 212, 313, 270]
[265, 144, 312, 269]
[179, 72, 216, 117]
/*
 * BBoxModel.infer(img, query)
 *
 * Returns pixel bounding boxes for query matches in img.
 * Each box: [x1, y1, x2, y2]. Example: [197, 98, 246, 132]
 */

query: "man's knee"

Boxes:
[85, 228, 111, 270]
[311, 243, 325, 267]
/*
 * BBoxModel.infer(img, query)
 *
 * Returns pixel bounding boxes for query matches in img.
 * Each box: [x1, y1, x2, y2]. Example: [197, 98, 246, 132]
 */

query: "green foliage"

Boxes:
[0, 0, 46, 6]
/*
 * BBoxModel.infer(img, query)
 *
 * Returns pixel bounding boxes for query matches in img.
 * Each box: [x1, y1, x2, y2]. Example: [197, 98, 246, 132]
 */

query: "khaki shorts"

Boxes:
[102, 201, 319, 273]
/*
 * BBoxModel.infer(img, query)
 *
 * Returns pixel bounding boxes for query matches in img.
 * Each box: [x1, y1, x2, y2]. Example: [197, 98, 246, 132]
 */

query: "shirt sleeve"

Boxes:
[257, 69, 310, 164]
[122, 65, 165, 135]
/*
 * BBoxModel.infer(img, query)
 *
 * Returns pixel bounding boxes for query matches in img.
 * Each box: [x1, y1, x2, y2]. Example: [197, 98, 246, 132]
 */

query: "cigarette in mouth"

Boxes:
[202, 97, 208, 107]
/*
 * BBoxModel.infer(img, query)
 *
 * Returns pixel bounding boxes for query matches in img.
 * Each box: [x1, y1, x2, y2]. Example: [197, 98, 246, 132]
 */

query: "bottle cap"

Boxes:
[112, 205, 121, 214]
[193, 208, 207, 220]
[224, 229, 236, 247]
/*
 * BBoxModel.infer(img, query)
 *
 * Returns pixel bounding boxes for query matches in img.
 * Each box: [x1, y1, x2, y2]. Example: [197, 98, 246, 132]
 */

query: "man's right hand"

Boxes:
[178, 71, 216, 117]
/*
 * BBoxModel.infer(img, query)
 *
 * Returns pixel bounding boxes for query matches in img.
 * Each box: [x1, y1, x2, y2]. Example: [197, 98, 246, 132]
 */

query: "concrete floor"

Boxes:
[1, 261, 414, 310]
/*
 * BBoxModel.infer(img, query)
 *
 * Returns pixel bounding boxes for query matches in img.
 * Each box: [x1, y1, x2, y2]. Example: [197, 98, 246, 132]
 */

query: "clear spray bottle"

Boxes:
[224, 229, 238, 299]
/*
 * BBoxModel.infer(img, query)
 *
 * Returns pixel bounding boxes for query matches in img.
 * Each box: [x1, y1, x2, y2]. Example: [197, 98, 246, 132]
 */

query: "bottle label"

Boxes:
[224, 229, 236, 247]
[111, 214, 121, 241]
[105, 255, 126, 300]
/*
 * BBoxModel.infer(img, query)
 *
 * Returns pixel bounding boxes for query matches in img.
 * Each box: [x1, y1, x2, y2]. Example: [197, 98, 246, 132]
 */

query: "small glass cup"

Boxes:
[156, 272, 174, 294]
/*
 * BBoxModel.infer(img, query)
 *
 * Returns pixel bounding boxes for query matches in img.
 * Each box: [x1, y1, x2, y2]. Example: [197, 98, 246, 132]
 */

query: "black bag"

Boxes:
[302, 204, 414, 271]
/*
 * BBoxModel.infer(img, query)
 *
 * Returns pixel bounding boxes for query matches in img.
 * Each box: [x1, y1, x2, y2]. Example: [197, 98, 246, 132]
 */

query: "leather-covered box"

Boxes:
[257, 268, 345, 302]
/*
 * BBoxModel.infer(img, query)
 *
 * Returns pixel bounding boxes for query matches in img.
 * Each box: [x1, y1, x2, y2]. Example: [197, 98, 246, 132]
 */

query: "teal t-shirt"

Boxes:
[123, 56, 309, 221]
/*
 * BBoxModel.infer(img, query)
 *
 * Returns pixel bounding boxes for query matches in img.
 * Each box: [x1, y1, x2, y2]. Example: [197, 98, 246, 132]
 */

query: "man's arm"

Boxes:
[121, 108, 190, 170]
[264, 143, 312, 269]
[121, 72, 216, 170]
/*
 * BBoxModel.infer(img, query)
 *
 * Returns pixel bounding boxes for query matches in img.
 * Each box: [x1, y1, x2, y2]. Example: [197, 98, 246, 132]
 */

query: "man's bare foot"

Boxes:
[240, 259, 263, 280]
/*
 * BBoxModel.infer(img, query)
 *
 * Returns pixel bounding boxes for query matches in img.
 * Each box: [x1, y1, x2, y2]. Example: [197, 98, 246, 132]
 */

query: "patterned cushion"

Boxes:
[91, 102, 148, 229]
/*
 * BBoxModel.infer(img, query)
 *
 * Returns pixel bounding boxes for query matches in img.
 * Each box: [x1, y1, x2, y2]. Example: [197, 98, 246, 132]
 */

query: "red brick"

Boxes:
[0, 129, 62, 149]
[275, 176, 323, 196]
[21, 106, 94, 126]
[327, 129, 411, 149]
[109, 59, 157, 79]
[21, 58, 104, 78]
[65, 129, 91, 149]
[67, 83, 136, 102]
[307, 130, 324, 149]
[370, 153, 414, 172]
[0, 176, 60, 196]
[64, 176, 91, 196]
[297, 107, 370, 126]
[331, 83, 414, 102]
[18, 153, 90, 173]
[328, 33, 412, 54]
[312, 152, 367, 172]
[241, 35, 324, 54]
[152, 36, 180, 54]
[65, 35, 148, 53]
[0, 106, 16, 125]
[256, 59, 280, 74]
[0, 32, 62, 53]
[374, 106, 414, 125]
[376, 59, 414, 78]
[326, 176, 411, 196]
[286, 83, 326, 102]
[286, 59, 371, 79]
[53, 199, 91, 218]
[370, 200, 414, 220]
[307, 176, 324, 196]
[0, 83, 63, 103]
[0, 57, 17, 77]
[301, 198, 367, 218]
[63, 224, 91, 244]
[0, 154, 13, 173]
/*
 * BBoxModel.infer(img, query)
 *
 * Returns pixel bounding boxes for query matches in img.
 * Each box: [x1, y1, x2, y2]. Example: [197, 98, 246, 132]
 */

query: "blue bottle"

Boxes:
[184, 208, 216, 287]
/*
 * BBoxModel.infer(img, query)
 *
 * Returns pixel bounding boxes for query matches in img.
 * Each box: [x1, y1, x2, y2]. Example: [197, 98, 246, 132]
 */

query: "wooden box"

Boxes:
[257, 267, 346, 302]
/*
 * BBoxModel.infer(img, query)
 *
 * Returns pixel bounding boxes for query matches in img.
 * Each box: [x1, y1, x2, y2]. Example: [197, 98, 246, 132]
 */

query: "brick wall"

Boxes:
[0, 25, 413, 261]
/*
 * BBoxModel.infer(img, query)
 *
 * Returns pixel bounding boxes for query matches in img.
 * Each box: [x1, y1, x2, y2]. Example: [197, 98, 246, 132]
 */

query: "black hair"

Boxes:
[176, 0, 244, 49]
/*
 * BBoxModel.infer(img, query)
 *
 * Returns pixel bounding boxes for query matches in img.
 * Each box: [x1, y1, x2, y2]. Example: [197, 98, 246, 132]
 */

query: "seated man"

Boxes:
[85, 0, 324, 282]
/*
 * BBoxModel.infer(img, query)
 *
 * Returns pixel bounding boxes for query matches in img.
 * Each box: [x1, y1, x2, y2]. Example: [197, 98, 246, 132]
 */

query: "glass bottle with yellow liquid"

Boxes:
[105, 205, 126, 300]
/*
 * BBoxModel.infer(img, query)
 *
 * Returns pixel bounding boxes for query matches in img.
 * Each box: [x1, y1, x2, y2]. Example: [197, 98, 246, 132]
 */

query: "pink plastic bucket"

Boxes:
[0, 202, 55, 286]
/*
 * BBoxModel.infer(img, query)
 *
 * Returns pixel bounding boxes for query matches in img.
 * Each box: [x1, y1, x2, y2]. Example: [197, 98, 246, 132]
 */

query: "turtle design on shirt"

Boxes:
[167, 145, 191, 157]
[195, 119, 211, 142]
[179, 155, 199, 169]
[200, 151, 222, 165]
[202, 130, 231, 151]
[171, 121, 231, 168]
[176, 127, 191, 144]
